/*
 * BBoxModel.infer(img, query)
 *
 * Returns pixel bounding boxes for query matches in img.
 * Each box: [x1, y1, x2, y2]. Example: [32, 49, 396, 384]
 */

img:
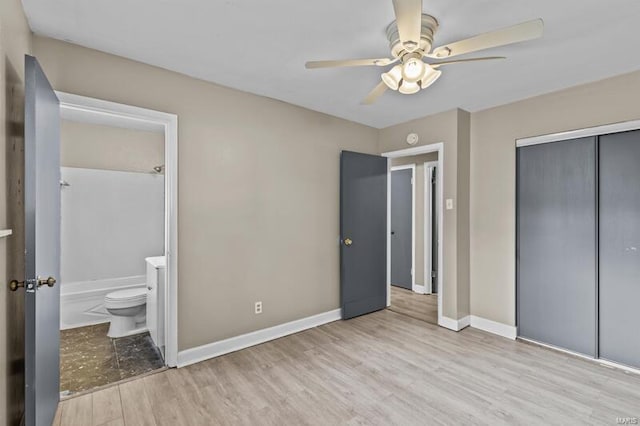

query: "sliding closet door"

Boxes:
[517, 137, 597, 356]
[599, 130, 640, 368]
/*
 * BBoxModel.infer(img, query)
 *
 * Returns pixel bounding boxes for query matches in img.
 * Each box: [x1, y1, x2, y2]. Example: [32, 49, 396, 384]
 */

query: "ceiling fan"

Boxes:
[305, 0, 544, 104]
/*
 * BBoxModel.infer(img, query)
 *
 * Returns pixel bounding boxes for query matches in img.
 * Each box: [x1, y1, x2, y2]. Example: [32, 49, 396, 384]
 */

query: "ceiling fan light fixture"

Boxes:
[420, 66, 442, 90]
[401, 58, 426, 83]
[398, 80, 421, 95]
[381, 65, 403, 90]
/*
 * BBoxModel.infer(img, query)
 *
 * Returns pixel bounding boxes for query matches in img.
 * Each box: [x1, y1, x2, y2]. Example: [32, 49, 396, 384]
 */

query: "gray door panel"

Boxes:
[340, 151, 387, 319]
[24, 55, 61, 426]
[430, 166, 438, 293]
[517, 137, 597, 357]
[599, 130, 640, 368]
[391, 168, 412, 289]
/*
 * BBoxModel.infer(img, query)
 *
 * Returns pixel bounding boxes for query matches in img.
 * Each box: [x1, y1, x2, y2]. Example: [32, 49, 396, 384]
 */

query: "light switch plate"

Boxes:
[446, 199, 454, 210]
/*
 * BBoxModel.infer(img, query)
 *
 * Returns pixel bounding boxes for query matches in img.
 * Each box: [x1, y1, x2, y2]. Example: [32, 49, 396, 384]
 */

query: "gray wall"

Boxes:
[379, 109, 470, 321]
[33, 36, 379, 350]
[471, 70, 640, 326]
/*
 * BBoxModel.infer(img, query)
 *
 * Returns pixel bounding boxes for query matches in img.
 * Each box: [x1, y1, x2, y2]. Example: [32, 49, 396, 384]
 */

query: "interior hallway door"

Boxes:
[340, 151, 387, 319]
[390, 168, 413, 290]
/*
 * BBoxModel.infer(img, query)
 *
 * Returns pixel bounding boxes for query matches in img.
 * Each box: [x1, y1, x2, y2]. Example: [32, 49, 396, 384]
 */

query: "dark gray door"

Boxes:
[391, 168, 413, 290]
[24, 55, 61, 426]
[517, 137, 597, 357]
[429, 166, 438, 293]
[340, 151, 387, 319]
[599, 130, 640, 368]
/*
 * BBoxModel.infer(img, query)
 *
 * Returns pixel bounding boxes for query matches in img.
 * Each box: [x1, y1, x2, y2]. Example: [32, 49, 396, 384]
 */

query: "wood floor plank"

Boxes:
[92, 386, 123, 425]
[60, 393, 93, 426]
[119, 378, 157, 426]
[389, 285, 438, 324]
[59, 309, 640, 426]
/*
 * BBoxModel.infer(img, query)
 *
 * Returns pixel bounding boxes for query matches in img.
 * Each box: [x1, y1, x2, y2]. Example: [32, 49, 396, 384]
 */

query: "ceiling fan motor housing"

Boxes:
[386, 14, 439, 59]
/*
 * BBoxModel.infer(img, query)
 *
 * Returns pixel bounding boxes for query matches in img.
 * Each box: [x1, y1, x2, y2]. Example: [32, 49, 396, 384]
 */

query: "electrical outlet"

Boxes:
[254, 301, 263, 314]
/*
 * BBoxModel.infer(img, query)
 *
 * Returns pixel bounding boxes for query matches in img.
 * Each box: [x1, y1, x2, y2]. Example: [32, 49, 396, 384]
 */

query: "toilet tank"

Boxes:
[146, 256, 166, 357]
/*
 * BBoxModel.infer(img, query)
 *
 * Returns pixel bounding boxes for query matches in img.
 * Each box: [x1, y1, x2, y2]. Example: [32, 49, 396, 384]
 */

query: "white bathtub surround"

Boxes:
[60, 167, 164, 283]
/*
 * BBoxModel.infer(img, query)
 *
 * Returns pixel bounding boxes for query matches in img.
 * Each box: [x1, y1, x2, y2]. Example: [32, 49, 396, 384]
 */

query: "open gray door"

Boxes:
[24, 55, 61, 426]
[390, 168, 413, 289]
[340, 151, 387, 319]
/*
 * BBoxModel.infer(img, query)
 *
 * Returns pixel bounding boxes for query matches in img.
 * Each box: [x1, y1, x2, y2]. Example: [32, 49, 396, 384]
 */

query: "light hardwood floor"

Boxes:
[54, 309, 640, 426]
[389, 285, 438, 324]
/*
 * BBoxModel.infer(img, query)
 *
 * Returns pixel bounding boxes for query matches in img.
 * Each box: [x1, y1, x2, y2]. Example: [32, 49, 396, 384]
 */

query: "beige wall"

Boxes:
[33, 36, 379, 350]
[61, 120, 164, 173]
[470, 70, 640, 326]
[391, 153, 438, 286]
[379, 109, 469, 320]
[0, 0, 32, 424]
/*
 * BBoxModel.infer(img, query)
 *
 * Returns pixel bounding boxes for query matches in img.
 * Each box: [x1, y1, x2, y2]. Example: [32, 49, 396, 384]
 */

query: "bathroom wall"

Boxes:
[61, 119, 164, 173]
[60, 120, 165, 328]
[60, 167, 164, 328]
[390, 152, 438, 288]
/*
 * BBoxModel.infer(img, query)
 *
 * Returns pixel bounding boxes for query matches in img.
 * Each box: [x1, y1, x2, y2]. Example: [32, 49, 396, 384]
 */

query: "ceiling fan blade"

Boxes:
[430, 56, 506, 68]
[305, 58, 396, 69]
[392, 0, 423, 51]
[429, 18, 543, 59]
[361, 81, 388, 105]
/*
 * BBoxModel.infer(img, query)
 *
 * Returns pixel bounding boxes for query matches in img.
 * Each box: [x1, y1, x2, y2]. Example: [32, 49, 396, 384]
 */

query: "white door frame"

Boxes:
[423, 160, 438, 294]
[382, 143, 444, 329]
[389, 164, 416, 292]
[56, 92, 179, 367]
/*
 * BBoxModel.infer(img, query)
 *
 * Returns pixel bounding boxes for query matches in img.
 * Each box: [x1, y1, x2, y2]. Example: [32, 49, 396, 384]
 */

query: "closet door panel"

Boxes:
[517, 137, 597, 356]
[599, 130, 640, 368]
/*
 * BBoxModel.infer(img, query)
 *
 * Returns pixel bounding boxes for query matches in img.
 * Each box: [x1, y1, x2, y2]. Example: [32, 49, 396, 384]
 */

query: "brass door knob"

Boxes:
[37, 276, 56, 288]
[9, 280, 24, 291]
[343, 238, 353, 247]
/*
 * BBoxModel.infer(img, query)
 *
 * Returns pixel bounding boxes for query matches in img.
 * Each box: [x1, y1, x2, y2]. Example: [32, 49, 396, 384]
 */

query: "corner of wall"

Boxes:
[1, 0, 32, 424]
[455, 109, 471, 319]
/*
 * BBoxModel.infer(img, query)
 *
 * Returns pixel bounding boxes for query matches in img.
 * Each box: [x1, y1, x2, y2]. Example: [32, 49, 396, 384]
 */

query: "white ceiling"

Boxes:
[21, 0, 640, 128]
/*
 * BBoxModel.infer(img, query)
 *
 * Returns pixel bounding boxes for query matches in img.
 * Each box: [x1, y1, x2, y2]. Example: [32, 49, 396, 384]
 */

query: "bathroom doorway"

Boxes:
[56, 93, 178, 396]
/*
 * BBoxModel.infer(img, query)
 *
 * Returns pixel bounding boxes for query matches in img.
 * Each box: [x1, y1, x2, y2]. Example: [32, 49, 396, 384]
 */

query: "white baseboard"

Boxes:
[177, 308, 342, 367]
[470, 315, 517, 340]
[412, 284, 427, 294]
[60, 275, 146, 330]
[438, 315, 470, 331]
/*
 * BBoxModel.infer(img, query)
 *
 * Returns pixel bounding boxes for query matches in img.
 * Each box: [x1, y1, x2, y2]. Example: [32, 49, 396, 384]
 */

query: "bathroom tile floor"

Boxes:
[60, 323, 164, 395]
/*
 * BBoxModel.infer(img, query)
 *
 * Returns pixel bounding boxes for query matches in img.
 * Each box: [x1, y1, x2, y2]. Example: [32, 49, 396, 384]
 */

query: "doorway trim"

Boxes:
[56, 92, 179, 367]
[382, 143, 444, 329]
[389, 164, 416, 292]
[424, 160, 438, 294]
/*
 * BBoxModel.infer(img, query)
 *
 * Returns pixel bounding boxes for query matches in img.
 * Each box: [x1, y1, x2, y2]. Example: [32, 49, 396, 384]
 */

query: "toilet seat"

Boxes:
[104, 287, 147, 310]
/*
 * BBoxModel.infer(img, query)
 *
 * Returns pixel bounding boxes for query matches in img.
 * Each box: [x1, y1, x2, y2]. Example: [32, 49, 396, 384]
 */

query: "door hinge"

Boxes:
[431, 271, 437, 278]
[411, 177, 414, 185]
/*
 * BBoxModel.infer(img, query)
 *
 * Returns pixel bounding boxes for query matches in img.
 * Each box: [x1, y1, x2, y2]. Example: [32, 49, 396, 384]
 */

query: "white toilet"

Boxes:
[104, 288, 147, 338]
